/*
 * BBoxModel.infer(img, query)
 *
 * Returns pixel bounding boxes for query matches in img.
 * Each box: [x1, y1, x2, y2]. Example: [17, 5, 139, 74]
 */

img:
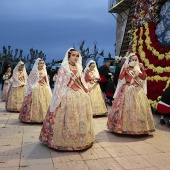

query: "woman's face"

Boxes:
[38, 60, 44, 70]
[69, 51, 79, 64]
[7, 67, 11, 73]
[18, 65, 24, 71]
[89, 63, 95, 71]
[129, 55, 138, 62]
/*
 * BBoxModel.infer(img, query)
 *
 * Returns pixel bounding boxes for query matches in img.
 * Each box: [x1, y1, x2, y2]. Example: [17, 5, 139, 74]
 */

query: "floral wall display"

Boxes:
[131, 0, 170, 109]
[133, 0, 167, 27]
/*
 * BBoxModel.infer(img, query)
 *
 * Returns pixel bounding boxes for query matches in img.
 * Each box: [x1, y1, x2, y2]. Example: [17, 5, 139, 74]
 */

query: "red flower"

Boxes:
[133, 23, 170, 101]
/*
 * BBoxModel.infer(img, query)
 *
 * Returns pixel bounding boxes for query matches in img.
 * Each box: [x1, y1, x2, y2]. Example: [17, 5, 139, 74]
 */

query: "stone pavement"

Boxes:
[0, 101, 170, 170]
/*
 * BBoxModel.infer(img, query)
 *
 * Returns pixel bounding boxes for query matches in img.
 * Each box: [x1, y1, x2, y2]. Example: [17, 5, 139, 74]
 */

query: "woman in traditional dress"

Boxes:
[39, 48, 94, 151]
[52, 69, 58, 83]
[84, 60, 107, 116]
[157, 86, 170, 125]
[107, 53, 155, 135]
[19, 58, 52, 123]
[1, 66, 12, 101]
[6, 61, 27, 112]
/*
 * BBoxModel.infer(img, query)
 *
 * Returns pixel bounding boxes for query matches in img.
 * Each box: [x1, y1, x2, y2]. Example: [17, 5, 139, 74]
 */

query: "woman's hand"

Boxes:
[139, 63, 144, 71]
[94, 78, 100, 82]
[39, 78, 45, 86]
[124, 63, 129, 70]
[124, 64, 129, 72]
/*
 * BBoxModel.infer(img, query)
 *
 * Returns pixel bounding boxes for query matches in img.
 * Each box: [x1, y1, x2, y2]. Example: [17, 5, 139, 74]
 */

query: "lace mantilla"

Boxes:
[12, 61, 28, 87]
[26, 58, 52, 96]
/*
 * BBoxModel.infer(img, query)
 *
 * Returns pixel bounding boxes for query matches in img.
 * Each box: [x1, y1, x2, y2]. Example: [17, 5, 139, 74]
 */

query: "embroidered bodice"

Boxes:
[119, 67, 146, 86]
[85, 70, 98, 84]
[18, 71, 26, 83]
[38, 72, 47, 86]
[67, 69, 88, 92]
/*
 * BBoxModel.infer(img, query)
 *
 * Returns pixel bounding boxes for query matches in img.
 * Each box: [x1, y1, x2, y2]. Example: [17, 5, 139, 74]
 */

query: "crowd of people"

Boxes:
[0, 48, 169, 151]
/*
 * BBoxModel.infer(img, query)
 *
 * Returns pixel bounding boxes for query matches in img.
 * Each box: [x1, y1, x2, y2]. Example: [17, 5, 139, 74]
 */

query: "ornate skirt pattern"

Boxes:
[6, 85, 26, 112]
[19, 85, 52, 123]
[39, 88, 94, 151]
[88, 83, 107, 116]
[107, 85, 155, 134]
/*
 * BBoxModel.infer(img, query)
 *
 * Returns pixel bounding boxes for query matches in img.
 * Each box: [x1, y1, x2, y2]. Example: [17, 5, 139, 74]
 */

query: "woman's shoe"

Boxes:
[160, 119, 166, 125]
[167, 120, 170, 126]
[108, 99, 112, 106]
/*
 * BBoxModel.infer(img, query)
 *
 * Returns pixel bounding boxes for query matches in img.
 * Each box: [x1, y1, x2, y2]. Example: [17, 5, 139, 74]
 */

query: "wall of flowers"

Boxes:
[131, 0, 170, 110]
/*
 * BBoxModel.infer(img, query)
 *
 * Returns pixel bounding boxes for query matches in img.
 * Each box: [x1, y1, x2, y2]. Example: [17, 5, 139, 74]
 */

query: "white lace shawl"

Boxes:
[49, 48, 88, 112]
[25, 58, 52, 96]
[84, 60, 100, 79]
[12, 61, 28, 87]
[113, 53, 147, 98]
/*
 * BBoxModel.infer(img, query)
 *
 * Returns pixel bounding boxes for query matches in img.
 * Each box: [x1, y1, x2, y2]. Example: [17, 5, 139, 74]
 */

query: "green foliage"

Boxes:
[76, 40, 106, 68]
[0, 45, 47, 72]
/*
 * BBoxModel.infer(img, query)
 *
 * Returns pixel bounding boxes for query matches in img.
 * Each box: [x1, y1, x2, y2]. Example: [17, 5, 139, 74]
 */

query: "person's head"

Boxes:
[68, 49, 79, 65]
[128, 54, 138, 67]
[121, 57, 127, 64]
[89, 62, 95, 71]
[38, 60, 44, 70]
[18, 63, 24, 71]
[105, 60, 111, 67]
[7, 67, 11, 73]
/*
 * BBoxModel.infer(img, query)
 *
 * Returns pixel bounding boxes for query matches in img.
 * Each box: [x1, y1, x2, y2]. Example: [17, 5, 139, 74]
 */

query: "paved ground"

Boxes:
[0, 101, 170, 170]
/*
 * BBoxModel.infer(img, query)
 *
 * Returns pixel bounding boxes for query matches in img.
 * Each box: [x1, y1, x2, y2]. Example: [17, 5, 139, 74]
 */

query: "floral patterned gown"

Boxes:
[6, 72, 26, 112]
[39, 69, 94, 151]
[19, 72, 52, 123]
[107, 67, 155, 134]
[85, 70, 107, 116]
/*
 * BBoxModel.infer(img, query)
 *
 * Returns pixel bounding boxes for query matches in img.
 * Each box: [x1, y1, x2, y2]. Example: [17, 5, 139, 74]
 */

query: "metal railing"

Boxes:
[108, 0, 122, 11]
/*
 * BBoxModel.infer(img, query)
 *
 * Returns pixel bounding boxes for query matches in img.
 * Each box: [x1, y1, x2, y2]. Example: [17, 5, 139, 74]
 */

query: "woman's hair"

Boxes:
[89, 62, 95, 67]
[55, 69, 59, 74]
[68, 49, 79, 58]
[129, 54, 136, 62]
[38, 59, 44, 63]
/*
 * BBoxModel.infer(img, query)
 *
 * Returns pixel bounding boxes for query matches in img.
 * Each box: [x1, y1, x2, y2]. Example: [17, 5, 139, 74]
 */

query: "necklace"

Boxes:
[39, 69, 44, 77]
[38, 68, 43, 71]
[129, 66, 134, 70]
[69, 62, 76, 66]
[19, 70, 23, 74]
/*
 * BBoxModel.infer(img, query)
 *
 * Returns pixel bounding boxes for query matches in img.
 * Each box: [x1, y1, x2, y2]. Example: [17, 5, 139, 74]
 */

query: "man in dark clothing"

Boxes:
[106, 73, 115, 106]
[98, 61, 112, 94]
[157, 86, 170, 125]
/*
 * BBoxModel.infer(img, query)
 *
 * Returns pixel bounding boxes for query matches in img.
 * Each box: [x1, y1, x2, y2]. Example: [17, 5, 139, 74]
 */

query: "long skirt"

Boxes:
[39, 87, 94, 151]
[6, 85, 26, 112]
[19, 85, 52, 123]
[1, 82, 11, 101]
[88, 83, 107, 116]
[107, 85, 155, 135]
